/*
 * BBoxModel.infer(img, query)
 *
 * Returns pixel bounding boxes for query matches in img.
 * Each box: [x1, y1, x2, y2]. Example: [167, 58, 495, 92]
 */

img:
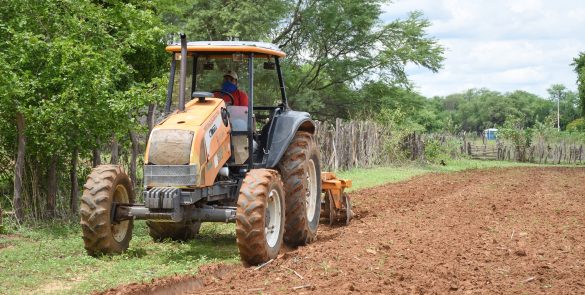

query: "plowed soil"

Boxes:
[100, 167, 585, 294]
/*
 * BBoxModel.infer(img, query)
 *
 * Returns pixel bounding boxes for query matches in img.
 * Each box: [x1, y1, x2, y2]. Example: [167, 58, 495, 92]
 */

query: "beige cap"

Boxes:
[224, 70, 238, 80]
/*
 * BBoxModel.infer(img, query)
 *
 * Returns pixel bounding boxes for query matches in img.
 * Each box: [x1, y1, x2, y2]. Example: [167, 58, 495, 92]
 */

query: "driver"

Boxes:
[215, 70, 248, 107]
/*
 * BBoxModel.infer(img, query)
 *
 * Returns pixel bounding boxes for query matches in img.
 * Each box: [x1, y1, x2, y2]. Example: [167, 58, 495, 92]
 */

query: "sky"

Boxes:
[381, 0, 585, 98]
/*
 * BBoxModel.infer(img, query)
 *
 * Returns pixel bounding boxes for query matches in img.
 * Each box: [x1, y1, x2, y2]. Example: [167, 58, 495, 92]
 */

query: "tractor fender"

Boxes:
[265, 110, 316, 168]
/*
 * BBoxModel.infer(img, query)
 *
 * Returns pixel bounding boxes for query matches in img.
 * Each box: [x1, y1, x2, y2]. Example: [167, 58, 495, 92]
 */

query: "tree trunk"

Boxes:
[92, 148, 101, 167]
[13, 112, 26, 223]
[129, 130, 139, 186]
[110, 137, 119, 164]
[145, 103, 156, 145]
[70, 148, 79, 214]
[46, 156, 58, 218]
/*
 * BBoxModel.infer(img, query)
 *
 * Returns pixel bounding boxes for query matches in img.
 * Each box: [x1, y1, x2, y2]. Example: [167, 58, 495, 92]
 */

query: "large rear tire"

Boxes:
[236, 169, 285, 266]
[277, 131, 321, 247]
[146, 221, 201, 241]
[80, 165, 135, 256]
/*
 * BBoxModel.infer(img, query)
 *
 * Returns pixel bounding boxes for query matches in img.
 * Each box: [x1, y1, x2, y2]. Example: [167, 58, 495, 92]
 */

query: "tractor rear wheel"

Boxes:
[236, 169, 285, 266]
[277, 131, 321, 247]
[146, 221, 201, 241]
[80, 165, 135, 256]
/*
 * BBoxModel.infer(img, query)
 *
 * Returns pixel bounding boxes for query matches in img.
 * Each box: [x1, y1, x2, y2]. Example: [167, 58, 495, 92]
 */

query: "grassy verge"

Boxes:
[0, 222, 239, 294]
[0, 159, 574, 294]
[337, 159, 545, 191]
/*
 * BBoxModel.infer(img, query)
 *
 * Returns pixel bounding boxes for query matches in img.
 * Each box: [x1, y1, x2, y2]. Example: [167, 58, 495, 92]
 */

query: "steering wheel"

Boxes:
[212, 89, 235, 105]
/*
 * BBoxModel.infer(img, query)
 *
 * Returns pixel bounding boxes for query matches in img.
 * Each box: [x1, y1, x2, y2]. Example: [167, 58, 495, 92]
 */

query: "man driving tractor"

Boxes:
[215, 70, 248, 106]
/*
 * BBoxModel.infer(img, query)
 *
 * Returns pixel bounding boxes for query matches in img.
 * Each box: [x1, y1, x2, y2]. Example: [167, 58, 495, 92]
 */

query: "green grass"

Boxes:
[0, 159, 579, 294]
[337, 159, 545, 191]
[0, 222, 238, 295]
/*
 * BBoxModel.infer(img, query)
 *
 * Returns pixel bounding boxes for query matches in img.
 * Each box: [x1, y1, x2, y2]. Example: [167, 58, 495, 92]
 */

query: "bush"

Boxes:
[424, 139, 448, 163]
[498, 117, 533, 162]
[566, 118, 585, 132]
[376, 108, 426, 162]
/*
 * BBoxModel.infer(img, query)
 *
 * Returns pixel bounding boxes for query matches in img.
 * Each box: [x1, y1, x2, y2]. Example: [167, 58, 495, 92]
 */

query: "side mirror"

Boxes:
[263, 62, 275, 70]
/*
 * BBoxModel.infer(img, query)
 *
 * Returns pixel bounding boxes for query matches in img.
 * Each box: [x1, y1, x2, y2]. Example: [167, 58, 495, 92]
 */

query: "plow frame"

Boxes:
[321, 172, 353, 225]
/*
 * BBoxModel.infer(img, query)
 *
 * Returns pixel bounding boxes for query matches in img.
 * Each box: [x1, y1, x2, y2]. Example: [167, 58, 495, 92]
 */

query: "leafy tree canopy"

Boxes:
[153, 0, 445, 118]
[572, 52, 585, 117]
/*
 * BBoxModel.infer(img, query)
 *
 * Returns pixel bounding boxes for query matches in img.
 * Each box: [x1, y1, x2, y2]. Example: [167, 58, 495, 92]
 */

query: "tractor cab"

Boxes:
[161, 40, 290, 171]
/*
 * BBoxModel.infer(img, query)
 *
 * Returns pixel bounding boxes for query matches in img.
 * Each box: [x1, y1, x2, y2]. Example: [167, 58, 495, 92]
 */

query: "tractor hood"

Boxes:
[162, 98, 223, 127]
[144, 98, 230, 166]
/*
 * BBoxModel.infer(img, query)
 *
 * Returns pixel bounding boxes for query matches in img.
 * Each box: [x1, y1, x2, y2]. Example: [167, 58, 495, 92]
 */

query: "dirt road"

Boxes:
[102, 167, 585, 294]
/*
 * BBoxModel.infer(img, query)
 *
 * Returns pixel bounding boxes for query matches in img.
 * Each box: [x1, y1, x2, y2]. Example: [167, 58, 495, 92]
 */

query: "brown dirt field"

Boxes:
[100, 167, 585, 295]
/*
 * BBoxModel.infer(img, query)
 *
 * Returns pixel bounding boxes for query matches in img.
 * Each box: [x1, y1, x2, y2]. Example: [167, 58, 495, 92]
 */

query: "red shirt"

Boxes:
[215, 90, 248, 107]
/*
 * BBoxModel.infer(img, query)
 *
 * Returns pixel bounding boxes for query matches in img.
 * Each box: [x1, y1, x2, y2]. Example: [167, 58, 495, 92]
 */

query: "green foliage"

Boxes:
[499, 117, 533, 148]
[441, 89, 553, 132]
[155, 0, 445, 120]
[155, 0, 289, 41]
[547, 84, 581, 130]
[374, 107, 425, 162]
[0, 0, 169, 218]
[423, 139, 447, 163]
[572, 52, 585, 117]
[283, 6, 445, 118]
[497, 116, 534, 162]
[566, 118, 585, 132]
[497, 114, 585, 163]
[423, 136, 462, 164]
[354, 82, 444, 130]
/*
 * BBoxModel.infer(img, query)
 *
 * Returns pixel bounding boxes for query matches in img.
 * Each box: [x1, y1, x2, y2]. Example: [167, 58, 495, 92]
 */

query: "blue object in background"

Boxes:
[484, 128, 498, 140]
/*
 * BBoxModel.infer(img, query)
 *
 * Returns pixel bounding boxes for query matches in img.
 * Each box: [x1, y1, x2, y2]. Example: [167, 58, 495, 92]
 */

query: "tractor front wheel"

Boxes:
[80, 165, 135, 256]
[235, 169, 285, 266]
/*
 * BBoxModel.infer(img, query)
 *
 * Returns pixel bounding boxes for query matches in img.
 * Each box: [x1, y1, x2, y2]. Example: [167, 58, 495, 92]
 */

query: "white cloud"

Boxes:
[381, 0, 585, 97]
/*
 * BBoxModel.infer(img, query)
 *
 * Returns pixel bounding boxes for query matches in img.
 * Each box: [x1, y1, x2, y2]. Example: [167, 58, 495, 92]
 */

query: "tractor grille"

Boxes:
[147, 129, 194, 165]
[143, 165, 198, 187]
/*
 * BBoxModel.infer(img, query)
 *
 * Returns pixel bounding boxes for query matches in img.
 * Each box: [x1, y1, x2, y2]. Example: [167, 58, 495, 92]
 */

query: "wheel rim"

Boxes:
[305, 159, 318, 223]
[265, 188, 282, 248]
[112, 184, 130, 243]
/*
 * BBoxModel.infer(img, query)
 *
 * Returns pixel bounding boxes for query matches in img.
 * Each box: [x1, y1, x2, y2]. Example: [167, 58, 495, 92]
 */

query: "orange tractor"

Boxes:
[80, 35, 352, 266]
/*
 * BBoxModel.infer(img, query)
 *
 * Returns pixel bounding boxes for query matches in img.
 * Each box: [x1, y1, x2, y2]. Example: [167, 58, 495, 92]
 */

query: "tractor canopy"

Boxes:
[165, 41, 286, 58]
[164, 40, 288, 114]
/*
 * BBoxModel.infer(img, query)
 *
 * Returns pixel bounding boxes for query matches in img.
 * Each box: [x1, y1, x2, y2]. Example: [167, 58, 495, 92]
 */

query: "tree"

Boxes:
[547, 84, 580, 131]
[566, 118, 585, 132]
[572, 52, 585, 117]
[0, 0, 167, 219]
[432, 88, 554, 133]
[278, 4, 444, 115]
[154, 0, 444, 119]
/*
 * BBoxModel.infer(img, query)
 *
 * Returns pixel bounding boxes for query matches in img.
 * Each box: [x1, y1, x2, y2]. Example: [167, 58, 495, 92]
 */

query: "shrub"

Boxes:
[566, 118, 585, 132]
[424, 139, 447, 163]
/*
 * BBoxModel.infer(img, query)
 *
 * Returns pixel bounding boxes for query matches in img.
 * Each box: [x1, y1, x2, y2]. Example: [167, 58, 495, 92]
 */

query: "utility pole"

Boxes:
[548, 85, 565, 131]
[557, 88, 561, 131]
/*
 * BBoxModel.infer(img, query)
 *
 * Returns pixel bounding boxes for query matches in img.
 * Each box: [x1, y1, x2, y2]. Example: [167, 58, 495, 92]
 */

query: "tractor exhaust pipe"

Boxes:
[178, 33, 187, 112]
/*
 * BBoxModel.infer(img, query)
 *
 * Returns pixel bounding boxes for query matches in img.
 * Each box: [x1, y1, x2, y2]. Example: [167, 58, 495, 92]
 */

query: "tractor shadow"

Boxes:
[162, 223, 239, 263]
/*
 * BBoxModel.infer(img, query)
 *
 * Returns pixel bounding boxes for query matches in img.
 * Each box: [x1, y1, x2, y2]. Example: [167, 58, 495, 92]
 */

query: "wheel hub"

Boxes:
[112, 184, 130, 243]
[305, 159, 318, 222]
[265, 189, 281, 248]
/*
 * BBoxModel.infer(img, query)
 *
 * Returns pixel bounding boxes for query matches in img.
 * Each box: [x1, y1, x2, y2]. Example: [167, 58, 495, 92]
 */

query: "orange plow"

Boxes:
[321, 172, 353, 225]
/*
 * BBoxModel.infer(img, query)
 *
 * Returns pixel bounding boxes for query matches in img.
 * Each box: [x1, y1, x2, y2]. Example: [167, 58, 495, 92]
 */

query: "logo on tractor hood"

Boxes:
[204, 112, 225, 158]
[209, 124, 217, 137]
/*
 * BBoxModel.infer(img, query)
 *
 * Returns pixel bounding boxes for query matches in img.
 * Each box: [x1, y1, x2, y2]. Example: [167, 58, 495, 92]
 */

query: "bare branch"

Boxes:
[272, 0, 304, 45]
